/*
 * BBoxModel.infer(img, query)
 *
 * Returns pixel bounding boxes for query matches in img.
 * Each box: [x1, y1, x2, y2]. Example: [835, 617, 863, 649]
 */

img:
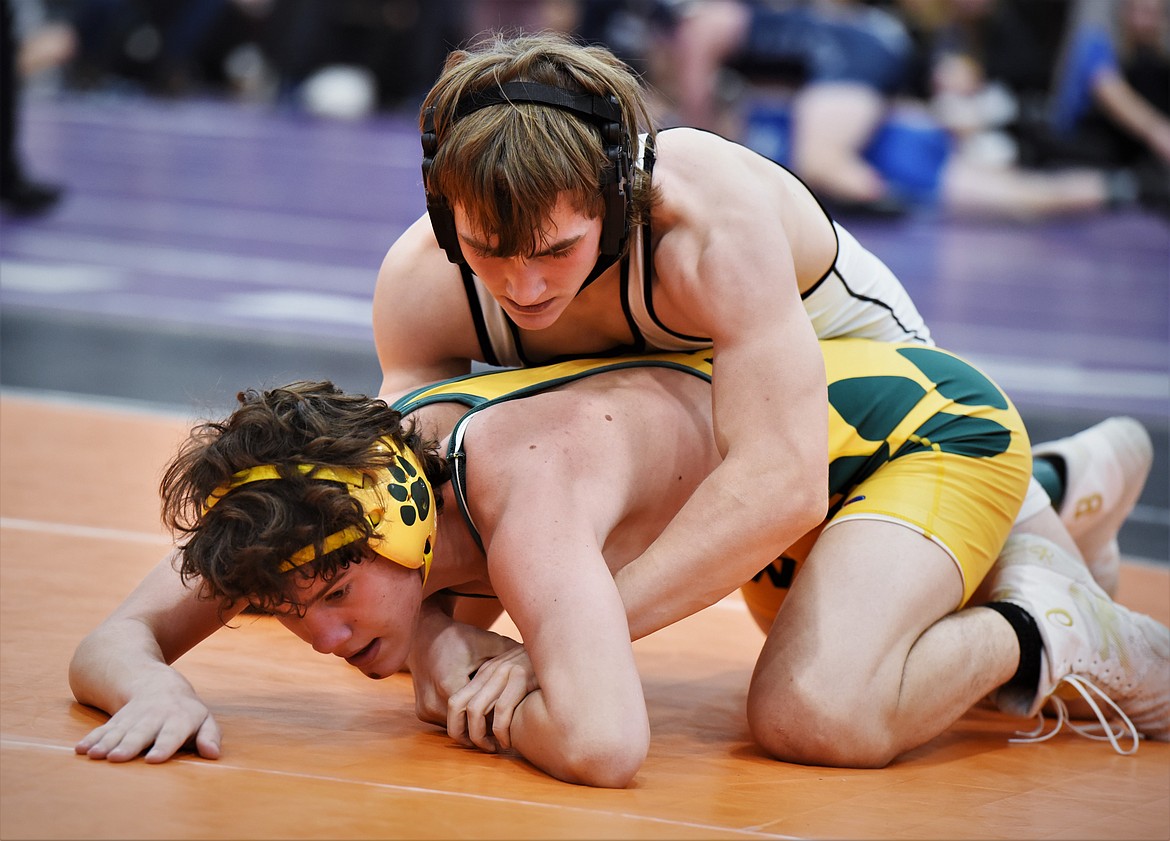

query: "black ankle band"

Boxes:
[1032, 456, 1067, 510]
[985, 601, 1042, 694]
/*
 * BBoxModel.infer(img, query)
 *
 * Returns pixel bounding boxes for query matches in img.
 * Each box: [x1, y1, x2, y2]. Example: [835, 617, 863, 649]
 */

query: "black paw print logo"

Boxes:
[385, 453, 431, 526]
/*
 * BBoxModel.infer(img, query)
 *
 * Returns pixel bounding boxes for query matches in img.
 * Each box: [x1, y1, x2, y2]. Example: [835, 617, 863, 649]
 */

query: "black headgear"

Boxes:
[420, 80, 633, 270]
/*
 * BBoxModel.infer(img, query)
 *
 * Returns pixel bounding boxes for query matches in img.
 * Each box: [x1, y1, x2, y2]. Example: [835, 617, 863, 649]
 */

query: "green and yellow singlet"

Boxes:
[391, 339, 1031, 623]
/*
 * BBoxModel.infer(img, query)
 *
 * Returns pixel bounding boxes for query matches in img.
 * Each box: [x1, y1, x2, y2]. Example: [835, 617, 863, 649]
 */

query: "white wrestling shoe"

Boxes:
[1032, 416, 1153, 597]
[988, 534, 1170, 754]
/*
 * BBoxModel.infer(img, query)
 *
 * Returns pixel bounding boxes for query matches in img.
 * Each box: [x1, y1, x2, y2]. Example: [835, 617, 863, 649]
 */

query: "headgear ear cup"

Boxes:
[420, 107, 464, 263]
[597, 94, 631, 256]
[420, 82, 633, 265]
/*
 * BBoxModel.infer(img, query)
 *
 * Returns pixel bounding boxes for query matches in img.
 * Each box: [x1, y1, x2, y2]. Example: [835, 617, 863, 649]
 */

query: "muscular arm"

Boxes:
[69, 550, 239, 762]
[614, 130, 830, 640]
[455, 401, 651, 788]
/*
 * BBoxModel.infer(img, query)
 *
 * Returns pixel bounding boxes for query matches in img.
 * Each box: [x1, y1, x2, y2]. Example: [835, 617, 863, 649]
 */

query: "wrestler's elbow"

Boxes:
[557, 717, 649, 788]
[793, 470, 830, 529]
[755, 456, 829, 538]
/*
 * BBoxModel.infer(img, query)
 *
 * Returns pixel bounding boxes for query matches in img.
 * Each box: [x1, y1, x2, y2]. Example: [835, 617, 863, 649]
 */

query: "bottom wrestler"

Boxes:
[71, 340, 1168, 787]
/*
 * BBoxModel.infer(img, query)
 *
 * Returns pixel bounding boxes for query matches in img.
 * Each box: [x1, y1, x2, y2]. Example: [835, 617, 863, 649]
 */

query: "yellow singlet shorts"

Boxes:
[740, 340, 1033, 632]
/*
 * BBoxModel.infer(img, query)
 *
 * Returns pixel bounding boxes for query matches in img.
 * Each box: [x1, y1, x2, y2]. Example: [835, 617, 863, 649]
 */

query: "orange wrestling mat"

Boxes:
[2, 392, 1167, 840]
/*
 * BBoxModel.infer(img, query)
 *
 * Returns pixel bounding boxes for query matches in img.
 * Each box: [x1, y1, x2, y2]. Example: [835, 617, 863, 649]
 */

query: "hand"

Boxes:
[447, 646, 538, 754]
[74, 689, 221, 763]
[409, 613, 522, 727]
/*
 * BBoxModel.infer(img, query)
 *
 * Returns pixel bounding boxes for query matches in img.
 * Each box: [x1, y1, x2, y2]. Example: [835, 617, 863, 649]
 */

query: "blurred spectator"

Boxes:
[465, 0, 582, 35]
[26, 1, 662, 119]
[900, 0, 1069, 167]
[735, 0, 1162, 220]
[258, 0, 460, 113]
[12, 0, 77, 81]
[60, 0, 261, 95]
[899, 0, 1169, 217]
[1044, 0, 1170, 171]
[657, 0, 916, 215]
[1, 0, 64, 216]
[47, 0, 460, 112]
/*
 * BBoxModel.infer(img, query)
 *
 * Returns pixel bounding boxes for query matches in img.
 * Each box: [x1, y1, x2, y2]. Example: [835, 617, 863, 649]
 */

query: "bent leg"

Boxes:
[941, 158, 1110, 220]
[790, 82, 888, 203]
[747, 518, 1019, 768]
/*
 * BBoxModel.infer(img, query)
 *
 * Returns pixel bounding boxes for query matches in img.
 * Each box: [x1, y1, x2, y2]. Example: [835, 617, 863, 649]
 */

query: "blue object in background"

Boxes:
[743, 102, 953, 204]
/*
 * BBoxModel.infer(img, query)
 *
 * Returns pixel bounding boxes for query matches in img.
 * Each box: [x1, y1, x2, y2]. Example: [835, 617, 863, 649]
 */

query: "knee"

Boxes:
[746, 668, 899, 769]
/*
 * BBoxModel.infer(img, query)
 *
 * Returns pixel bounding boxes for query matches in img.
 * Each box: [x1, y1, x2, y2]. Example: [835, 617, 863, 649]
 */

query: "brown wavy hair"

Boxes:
[160, 381, 448, 614]
[421, 30, 660, 258]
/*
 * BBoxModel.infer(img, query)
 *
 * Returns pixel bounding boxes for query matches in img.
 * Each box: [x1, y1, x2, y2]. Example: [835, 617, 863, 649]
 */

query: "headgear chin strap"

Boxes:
[420, 80, 633, 282]
[203, 438, 436, 583]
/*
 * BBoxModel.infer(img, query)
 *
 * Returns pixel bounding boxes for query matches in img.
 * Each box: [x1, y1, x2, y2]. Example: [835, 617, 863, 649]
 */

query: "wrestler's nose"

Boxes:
[288, 608, 352, 656]
[506, 260, 547, 306]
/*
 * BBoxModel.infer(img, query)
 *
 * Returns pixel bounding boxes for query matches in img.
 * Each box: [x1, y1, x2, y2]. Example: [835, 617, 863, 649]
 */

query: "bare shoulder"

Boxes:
[652, 128, 790, 203]
[374, 215, 482, 392]
[464, 369, 709, 487]
[461, 369, 716, 551]
[461, 386, 638, 510]
[457, 392, 604, 549]
[649, 128, 836, 299]
[652, 127, 827, 221]
[375, 215, 461, 307]
[465, 390, 608, 471]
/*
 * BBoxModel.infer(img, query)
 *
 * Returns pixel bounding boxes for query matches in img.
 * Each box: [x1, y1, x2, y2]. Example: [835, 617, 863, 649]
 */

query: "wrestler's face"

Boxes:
[275, 554, 422, 680]
[453, 193, 602, 330]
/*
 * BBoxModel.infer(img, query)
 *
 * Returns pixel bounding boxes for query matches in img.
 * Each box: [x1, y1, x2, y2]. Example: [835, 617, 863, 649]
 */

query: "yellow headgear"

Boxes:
[202, 437, 435, 582]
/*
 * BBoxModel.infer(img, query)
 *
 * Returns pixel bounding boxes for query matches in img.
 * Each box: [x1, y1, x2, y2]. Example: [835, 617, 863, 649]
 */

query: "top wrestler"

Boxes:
[70, 342, 1168, 787]
[372, 30, 1132, 650]
[374, 30, 928, 647]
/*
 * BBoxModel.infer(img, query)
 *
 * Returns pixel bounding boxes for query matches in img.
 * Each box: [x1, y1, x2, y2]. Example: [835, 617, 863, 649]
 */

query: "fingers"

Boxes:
[447, 656, 536, 753]
[463, 676, 502, 753]
[143, 716, 222, 763]
[448, 667, 500, 752]
[75, 720, 155, 763]
[74, 706, 220, 764]
[74, 724, 114, 758]
[142, 720, 196, 764]
[192, 717, 223, 760]
[488, 668, 532, 752]
[448, 675, 493, 752]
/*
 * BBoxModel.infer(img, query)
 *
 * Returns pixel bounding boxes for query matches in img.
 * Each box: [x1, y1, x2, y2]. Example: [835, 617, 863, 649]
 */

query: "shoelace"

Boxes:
[1009, 675, 1140, 755]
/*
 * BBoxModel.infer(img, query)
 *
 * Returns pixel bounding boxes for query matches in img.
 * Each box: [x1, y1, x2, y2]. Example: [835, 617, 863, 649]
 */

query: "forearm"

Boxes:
[470, 522, 650, 787]
[71, 618, 223, 763]
[1093, 71, 1170, 156]
[69, 622, 194, 714]
[607, 238, 830, 639]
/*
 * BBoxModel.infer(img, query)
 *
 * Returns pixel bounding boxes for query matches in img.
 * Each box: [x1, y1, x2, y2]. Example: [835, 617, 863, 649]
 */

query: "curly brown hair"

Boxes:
[160, 381, 448, 614]
[421, 30, 659, 259]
